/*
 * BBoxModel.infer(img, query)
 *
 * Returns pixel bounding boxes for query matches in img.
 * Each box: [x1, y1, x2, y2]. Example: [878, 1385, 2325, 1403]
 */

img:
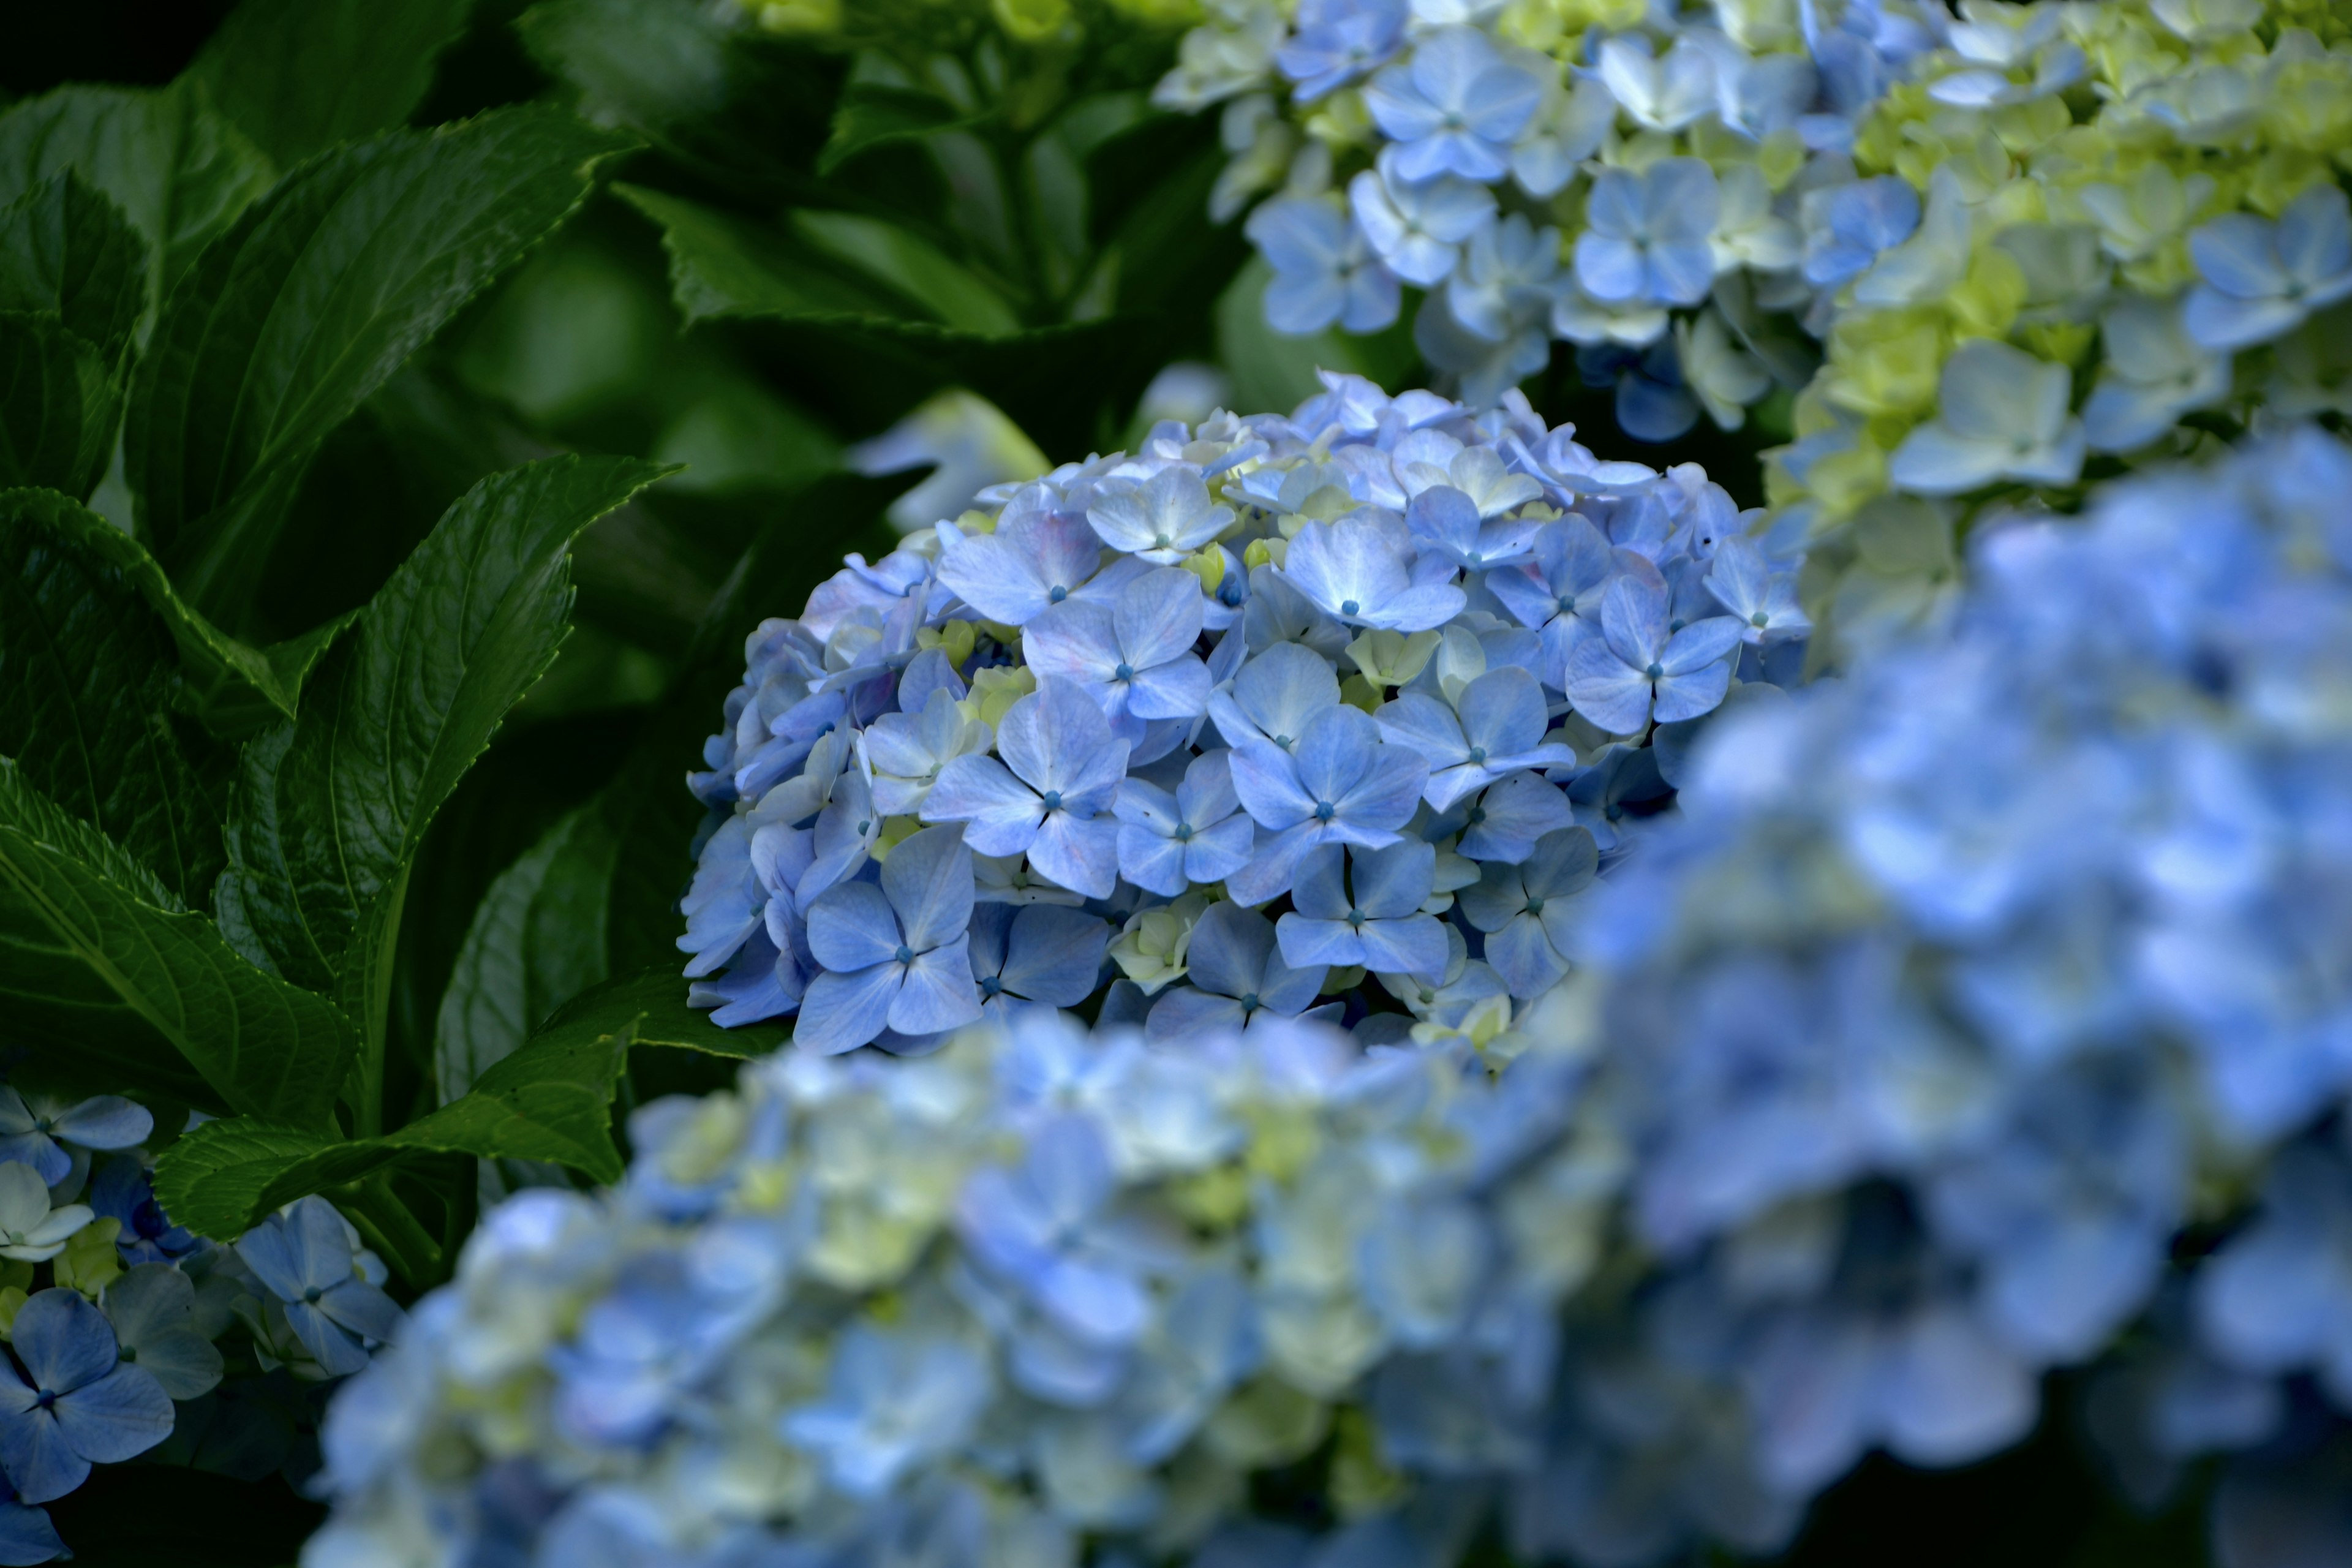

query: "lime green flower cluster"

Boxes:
[1788, 1, 2352, 658]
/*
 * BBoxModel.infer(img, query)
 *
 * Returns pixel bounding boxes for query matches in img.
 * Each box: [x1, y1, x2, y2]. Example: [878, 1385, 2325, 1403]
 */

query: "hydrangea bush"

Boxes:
[1163, 0, 2352, 655]
[299, 365, 2352, 1564]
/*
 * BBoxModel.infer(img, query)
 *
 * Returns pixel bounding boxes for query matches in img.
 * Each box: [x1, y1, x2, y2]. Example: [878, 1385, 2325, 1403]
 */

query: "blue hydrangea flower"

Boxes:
[85, 1158, 195, 1268]
[1145, 902, 1328, 1039]
[1023, 566, 1212, 752]
[1801, 175, 1921, 287]
[1564, 573, 1744, 734]
[0, 1479, 62, 1568]
[937, 489, 1142, 626]
[0, 1289, 172, 1503]
[969, 903, 1109, 1015]
[799, 824, 984, 1055]
[1226, 704, 1427, 903]
[1361, 26, 1544, 184]
[1573, 160, 1721, 310]
[1245, 197, 1402, 335]
[234, 1197, 405, 1378]
[0, 1167, 87, 1265]
[99, 1264, 223, 1401]
[1455, 826, 1596, 997]
[1703, 537, 1811, 646]
[783, 1325, 991, 1499]
[1375, 665, 1574, 810]
[923, 680, 1129, 899]
[1086, 470, 1235, 564]
[0, 1091, 150, 1189]
[1275, 0, 1407, 101]
[1888, 339, 2086, 496]
[2185, 183, 2352, 352]
[1276, 841, 1447, 976]
[1114, 749, 1256, 895]
[2197, 1142, 2352, 1405]
[1279, 510, 1468, 633]
[1348, 150, 1496, 288]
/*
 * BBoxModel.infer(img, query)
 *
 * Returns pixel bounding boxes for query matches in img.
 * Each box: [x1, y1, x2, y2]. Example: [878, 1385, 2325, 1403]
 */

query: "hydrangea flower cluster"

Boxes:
[302, 412, 2352, 1567]
[0, 1088, 399, 1565]
[1159, 0, 2352, 653]
[674, 373, 1801, 1052]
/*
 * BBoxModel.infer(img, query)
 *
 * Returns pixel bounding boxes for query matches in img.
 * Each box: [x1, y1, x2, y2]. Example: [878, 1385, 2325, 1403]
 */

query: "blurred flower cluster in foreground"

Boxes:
[303, 395, 2352, 1567]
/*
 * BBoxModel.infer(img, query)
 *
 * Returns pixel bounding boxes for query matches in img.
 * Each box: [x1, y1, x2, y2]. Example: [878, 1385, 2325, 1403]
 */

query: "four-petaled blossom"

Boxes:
[783, 1325, 990, 1499]
[1349, 149, 1496, 287]
[100, 1264, 224, 1401]
[1277, 841, 1449, 976]
[924, 680, 1131, 899]
[799, 825, 984, 1055]
[1888, 339, 2086, 496]
[1566, 575, 1745, 734]
[0, 1289, 172, 1502]
[235, 1197, 405, 1378]
[1595, 34, 1717, 133]
[2083, 297, 2231, 454]
[1280, 510, 1468, 632]
[1023, 566, 1212, 748]
[937, 487, 1139, 625]
[0, 1166, 87, 1265]
[0, 1091, 149, 1189]
[1147, 902, 1329, 1038]
[1087, 469, 1235, 564]
[1276, 0, 1408, 101]
[1362, 26, 1542, 184]
[862, 687, 994, 817]
[1403, 484, 1542, 573]
[1574, 159, 1721, 309]
[1247, 198, 1402, 335]
[1115, 750, 1257, 895]
[1209, 641, 1342, 753]
[1227, 704, 1428, 902]
[1704, 537, 1811, 646]
[1802, 176, 1922, 287]
[1375, 666, 1575, 810]
[1458, 826, 1599, 997]
[1487, 516, 1624, 690]
[2184, 183, 2352, 353]
[969, 903, 1109, 1015]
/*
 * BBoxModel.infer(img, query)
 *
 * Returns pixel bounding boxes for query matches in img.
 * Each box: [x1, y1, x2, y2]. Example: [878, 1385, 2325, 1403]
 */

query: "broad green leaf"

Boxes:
[790, 209, 1020, 336]
[0, 172, 148, 360]
[519, 0, 836, 193]
[126, 107, 636, 624]
[155, 1013, 635, 1239]
[0, 314, 113, 498]
[189, 0, 480, 169]
[0, 758, 353, 1123]
[0, 81, 275, 319]
[541, 967, 785, 1058]
[818, 84, 989, 177]
[434, 801, 622, 1102]
[213, 456, 672, 1135]
[613, 184, 901, 325]
[0, 488, 226, 903]
[0, 486, 344, 742]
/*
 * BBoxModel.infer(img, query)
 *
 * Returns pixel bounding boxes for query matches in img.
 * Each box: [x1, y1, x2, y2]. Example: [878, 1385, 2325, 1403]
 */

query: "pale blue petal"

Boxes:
[806, 882, 903, 973]
[796, 964, 903, 1056]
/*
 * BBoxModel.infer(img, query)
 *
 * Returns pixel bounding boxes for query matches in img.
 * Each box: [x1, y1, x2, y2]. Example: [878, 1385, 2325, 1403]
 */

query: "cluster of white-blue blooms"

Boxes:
[1156, 0, 2352, 540]
[0, 1090, 399, 1565]
[670, 372, 1791, 1052]
[300, 379, 2352, 1567]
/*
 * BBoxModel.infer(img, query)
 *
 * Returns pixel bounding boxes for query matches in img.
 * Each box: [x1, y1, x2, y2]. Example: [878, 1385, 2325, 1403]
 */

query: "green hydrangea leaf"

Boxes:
[0, 171, 147, 362]
[0, 758, 353, 1123]
[0, 313, 114, 499]
[125, 107, 637, 626]
[818, 83, 990, 177]
[189, 0, 480, 170]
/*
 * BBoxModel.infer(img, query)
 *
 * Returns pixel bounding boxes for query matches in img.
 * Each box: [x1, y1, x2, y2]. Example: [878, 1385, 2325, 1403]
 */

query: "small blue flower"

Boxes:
[2185, 184, 2352, 352]
[99, 1264, 223, 1401]
[1457, 826, 1597, 997]
[0, 1289, 172, 1503]
[1278, 510, 1468, 633]
[923, 679, 1129, 899]
[1703, 537, 1811, 646]
[86, 1158, 196, 1267]
[1348, 150, 1496, 287]
[1564, 573, 1744, 734]
[1441, 771, 1576, 865]
[1146, 902, 1328, 1039]
[1208, 642, 1341, 753]
[1114, 749, 1257, 895]
[1246, 197, 1402, 335]
[1226, 704, 1428, 903]
[936, 487, 1143, 627]
[1086, 469, 1234, 565]
[1801, 176, 1921, 287]
[783, 1325, 991, 1499]
[1362, 26, 1544, 184]
[970, 903, 1110, 1014]
[1486, 516, 1624, 690]
[1402, 484, 1543, 574]
[1275, 0, 1407, 101]
[0, 1090, 149, 1189]
[1573, 159, 1720, 310]
[798, 824, 984, 1055]
[1276, 841, 1449, 976]
[235, 1197, 406, 1378]
[1374, 665, 1575, 810]
[1023, 566, 1212, 748]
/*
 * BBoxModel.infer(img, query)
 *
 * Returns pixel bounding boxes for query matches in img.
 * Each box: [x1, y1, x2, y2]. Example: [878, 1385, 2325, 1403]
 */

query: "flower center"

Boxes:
[1272, 733, 1294, 750]
[1523, 895, 1545, 916]
[1048, 584, 1069, 603]
[1174, 823, 1195, 842]
[1466, 805, 1487, 825]
[1556, 594, 1577, 614]
[1154, 532, 1172, 548]
[895, 945, 916, 965]
[1466, 551, 1482, 565]
[304, 1287, 325, 1305]
[1313, 801, 1336, 823]
[1340, 599, 1361, 616]
[1466, 747, 1487, 764]
[1240, 992, 1261, 1014]
[1040, 790, 1064, 812]
[1345, 907, 1367, 929]
[1114, 662, 1135, 682]
[1643, 662, 1664, 680]
[1751, 611, 1769, 628]
[980, 975, 1003, 997]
